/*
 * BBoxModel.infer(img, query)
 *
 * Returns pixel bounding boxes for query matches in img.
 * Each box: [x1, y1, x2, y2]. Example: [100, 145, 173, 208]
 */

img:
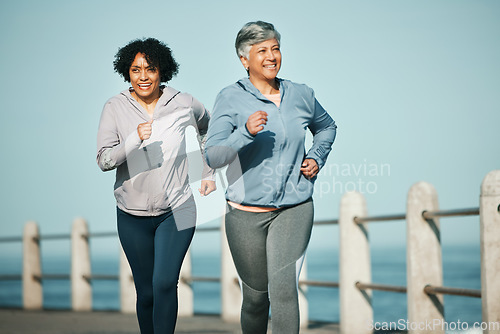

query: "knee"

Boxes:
[242, 283, 270, 314]
[154, 274, 179, 295]
[269, 265, 298, 304]
[136, 286, 154, 309]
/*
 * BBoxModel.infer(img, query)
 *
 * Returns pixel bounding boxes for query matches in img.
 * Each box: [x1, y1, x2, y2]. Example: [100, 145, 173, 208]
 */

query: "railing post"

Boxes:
[299, 257, 308, 328]
[339, 191, 371, 334]
[480, 170, 500, 334]
[71, 217, 91, 311]
[178, 249, 193, 317]
[406, 182, 444, 333]
[220, 212, 241, 323]
[23, 221, 42, 310]
[119, 246, 135, 313]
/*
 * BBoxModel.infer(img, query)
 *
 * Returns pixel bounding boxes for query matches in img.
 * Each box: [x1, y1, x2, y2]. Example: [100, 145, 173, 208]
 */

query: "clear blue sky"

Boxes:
[0, 0, 498, 258]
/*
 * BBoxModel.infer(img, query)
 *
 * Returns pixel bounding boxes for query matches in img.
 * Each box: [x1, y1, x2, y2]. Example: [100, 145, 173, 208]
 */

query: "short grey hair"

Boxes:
[235, 21, 281, 59]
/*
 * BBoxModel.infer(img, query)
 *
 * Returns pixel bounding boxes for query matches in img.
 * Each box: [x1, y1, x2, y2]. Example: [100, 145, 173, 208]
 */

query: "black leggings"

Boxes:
[225, 198, 314, 334]
[117, 197, 195, 334]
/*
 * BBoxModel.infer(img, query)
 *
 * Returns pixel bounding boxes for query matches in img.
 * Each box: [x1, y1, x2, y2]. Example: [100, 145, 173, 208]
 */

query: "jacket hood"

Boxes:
[236, 77, 286, 101]
[119, 85, 181, 120]
[120, 85, 180, 105]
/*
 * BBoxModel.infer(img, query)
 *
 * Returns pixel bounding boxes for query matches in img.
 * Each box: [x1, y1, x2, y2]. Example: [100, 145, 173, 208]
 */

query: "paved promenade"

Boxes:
[0, 309, 340, 334]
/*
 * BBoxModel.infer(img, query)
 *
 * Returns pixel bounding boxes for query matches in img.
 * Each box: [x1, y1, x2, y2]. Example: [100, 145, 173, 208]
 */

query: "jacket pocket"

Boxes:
[114, 181, 149, 212]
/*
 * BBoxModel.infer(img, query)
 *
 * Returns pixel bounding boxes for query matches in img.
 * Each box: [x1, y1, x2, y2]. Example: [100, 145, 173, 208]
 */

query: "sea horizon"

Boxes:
[0, 243, 482, 331]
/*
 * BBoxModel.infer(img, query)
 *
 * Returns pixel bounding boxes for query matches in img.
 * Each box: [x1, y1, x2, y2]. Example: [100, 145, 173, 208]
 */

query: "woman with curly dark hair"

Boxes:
[96, 37, 216, 334]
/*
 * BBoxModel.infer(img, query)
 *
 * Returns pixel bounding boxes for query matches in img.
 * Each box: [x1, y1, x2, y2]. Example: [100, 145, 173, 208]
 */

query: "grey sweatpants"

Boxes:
[225, 198, 314, 334]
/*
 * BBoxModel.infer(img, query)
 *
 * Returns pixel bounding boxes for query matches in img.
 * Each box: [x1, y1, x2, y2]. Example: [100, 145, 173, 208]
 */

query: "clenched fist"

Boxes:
[199, 180, 217, 196]
[300, 158, 319, 179]
[137, 119, 153, 140]
[246, 111, 268, 136]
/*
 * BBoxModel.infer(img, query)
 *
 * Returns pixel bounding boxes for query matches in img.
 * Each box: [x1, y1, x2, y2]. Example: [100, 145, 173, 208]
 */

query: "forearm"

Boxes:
[97, 130, 142, 171]
[306, 99, 337, 169]
[197, 132, 217, 180]
[205, 125, 254, 169]
[306, 123, 337, 169]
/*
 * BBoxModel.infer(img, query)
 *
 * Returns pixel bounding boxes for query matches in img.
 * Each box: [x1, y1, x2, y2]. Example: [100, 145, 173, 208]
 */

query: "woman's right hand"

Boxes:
[246, 111, 268, 136]
[137, 119, 153, 140]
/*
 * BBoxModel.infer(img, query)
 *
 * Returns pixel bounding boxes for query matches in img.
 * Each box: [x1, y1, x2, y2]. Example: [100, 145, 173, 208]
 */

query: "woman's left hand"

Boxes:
[301, 159, 319, 179]
[199, 180, 217, 196]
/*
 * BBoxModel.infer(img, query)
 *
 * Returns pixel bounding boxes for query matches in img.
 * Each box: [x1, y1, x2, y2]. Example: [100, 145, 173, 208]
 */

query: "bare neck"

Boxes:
[249, 76, 280, 95]
[131, 90, 162, 116]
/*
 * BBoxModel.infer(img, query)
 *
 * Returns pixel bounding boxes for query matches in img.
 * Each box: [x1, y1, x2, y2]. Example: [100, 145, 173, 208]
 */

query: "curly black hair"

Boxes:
[113, 38, 179, 83]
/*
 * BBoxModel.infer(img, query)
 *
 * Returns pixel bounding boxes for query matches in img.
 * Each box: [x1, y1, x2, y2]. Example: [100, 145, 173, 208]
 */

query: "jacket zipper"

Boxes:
[276, 93, 288, 204]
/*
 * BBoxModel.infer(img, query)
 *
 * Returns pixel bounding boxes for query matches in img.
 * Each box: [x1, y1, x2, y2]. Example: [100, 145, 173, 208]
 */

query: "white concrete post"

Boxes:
[339, 191, 371, 334]
[71, 217, 92, 311]
[178, 249, 193, 317]
[22, 221, 42, 310]
[406, 182, 444, 334]
[220, 213, 241, 323]
[480, 170, 500, 334]
[119, 246, 135, 313]
[298, 256, 308, 328]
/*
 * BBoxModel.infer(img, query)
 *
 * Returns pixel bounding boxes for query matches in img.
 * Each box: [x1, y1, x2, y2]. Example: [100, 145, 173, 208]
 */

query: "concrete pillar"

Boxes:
[298, 256, 308, 328]
[220, 213, 241, 323]
[178, 249, 193, 317]
[71, 218, 92, 311]
[22, 221, 42, 310]
[406, 182, 444, 333]
[339, 191, 371, 334]
[480, 170, 500, 334]
[119, 246, 135, 313]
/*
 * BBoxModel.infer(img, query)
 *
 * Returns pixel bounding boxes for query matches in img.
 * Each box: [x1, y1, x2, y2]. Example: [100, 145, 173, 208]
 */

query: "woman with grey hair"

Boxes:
[205, 21, 337, 333]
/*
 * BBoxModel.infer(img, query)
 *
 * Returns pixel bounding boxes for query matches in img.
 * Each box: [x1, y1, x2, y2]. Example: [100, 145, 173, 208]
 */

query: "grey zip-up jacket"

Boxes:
[97, 86, 215, 216]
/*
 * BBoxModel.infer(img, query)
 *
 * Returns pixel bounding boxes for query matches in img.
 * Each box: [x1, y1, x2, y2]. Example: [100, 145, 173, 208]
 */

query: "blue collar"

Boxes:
[236, 77, 286, 101]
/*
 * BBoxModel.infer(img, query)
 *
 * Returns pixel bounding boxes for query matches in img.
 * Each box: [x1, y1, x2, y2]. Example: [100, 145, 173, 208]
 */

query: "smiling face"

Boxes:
[129, 53, 161, 103]
[240, 38, 281, 85]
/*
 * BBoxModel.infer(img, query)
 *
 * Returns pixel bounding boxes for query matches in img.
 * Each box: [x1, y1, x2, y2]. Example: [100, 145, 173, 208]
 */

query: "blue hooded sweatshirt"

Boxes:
[205, 77, 337, 208]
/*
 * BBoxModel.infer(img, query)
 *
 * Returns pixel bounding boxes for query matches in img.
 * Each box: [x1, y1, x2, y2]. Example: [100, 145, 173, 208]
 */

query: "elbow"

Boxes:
[205, 155, 224, 170]
[330, 127, 337, 143]
[97, 155, 115, 172]
[97, 148, 118, 172]
[205, 146, 234, 169]
[97, 161, 113, 172]
[204, 147, 217, 169]
[326, 122, 337, 143]
[328, 119, 337, 133]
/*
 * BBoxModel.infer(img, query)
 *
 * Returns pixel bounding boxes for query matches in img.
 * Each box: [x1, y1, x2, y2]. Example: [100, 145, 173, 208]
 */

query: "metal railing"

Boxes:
[339, 171, 500, 334]
[1, 170, 499, 334]
[354, 213, 406, 224]
[0, 225, 222, 283]
[356, 281, 407, 294]
[424, 285, 481, 298]
[0, 207, 486, 322]
[353, 207, 481, 298]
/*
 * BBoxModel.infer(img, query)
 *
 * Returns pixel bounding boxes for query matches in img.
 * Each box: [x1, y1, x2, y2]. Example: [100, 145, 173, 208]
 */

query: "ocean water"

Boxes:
[0, 244, 482, 330]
